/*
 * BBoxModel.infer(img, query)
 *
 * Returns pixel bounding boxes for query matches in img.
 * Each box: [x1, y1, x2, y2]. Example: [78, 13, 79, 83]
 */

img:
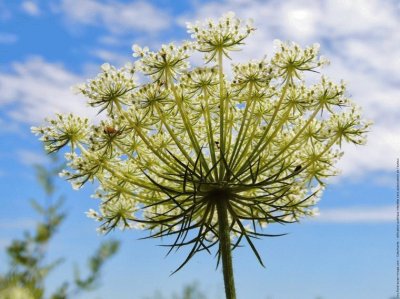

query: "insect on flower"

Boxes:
[103, 126, 119, 136]
[294, 165, 302, 173]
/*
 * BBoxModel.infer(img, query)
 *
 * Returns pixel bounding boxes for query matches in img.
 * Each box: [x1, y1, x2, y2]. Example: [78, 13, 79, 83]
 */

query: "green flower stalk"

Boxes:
[32, 12, 370, 299]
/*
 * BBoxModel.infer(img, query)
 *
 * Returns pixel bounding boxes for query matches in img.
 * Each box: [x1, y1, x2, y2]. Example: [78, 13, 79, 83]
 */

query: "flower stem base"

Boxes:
[216, 197, 236, 299]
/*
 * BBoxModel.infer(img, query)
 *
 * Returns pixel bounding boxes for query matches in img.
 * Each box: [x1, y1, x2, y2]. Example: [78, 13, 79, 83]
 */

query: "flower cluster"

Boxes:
[76, 63, 136, 113]
[32, 114, 89, 153]
[272, 40, 329, 81]
[133, 42, 192, 83]
[32, 12, 371, 275]
[187, 12, 255, 62]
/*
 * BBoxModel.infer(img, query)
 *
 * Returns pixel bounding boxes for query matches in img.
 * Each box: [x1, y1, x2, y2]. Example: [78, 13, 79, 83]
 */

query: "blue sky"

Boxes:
[0, 0, 398, 298]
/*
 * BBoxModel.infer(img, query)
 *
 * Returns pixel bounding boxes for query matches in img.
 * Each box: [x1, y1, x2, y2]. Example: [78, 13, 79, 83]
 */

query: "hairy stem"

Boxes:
[216, 198, 236, 299]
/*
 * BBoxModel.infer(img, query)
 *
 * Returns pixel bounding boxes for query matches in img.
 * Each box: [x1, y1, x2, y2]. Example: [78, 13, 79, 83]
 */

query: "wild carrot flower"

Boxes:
[32, 12, 370, 299]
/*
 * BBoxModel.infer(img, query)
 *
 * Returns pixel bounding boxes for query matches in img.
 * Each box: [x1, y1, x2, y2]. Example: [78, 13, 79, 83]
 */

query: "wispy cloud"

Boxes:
[2, 0, 398, 181]
[312, 205, 395, 223]
[0, 218, 36, 230]
[0, 57, 97, 124]
[17, 149, 47, 166]
[0, 32, 18, 44]
[21, 1, 41, 16]
[91, 49, 129, 67]
[0, 238, 10, 250]
[372, 174, 395, 188]
[58, 0, 171, 34]
[0, 0, 12, 20]
[182, 0, 400, 179]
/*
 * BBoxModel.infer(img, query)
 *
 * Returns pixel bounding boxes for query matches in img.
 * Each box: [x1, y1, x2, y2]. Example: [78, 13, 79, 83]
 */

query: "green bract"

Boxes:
[32, 12, 370, 299]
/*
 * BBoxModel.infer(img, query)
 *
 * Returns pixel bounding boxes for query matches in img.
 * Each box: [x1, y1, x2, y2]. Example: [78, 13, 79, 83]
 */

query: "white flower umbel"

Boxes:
[33, 12, 371, 299]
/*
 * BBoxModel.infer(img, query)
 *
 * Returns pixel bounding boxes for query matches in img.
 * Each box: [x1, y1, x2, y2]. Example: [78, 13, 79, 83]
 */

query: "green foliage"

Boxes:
[0, 155, 119, 299]
[174, 283, 207, 299]
[144, 283, 207, 299]
[74, 241, 119, 291]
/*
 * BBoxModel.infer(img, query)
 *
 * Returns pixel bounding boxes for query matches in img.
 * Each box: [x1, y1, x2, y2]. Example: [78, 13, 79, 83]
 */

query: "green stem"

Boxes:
[114, 101, 180, 171]
[167, 72, 213, 178]
[216, 198, 236, 299]
[239, 103, 324, 182]
[218, 50, 225, 180]
[232, 81, 290, 177]
[76, 143, 161, 192]
[228, 83, 253, 168]
[154, 104, 196, 167]
[203, 91, 219, 180]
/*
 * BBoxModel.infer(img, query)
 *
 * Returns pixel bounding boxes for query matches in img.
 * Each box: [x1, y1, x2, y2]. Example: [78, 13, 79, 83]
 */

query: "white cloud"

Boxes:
[17, 149, 47, 166]
[0, 32, 18, 44]
[181, 0, 400, 179]
[91, 49, 128, 67]
[320, 0, 398, 37]
[21, 1, 41, 16]
[372, 174, 395, 188]
[97, 35, 124, 46]
[0, 117, 25, 136]
[0, 239, 10, 252]
[336, 126, 400, 178]
[312, 205, 395, 223]
[0, 0, 12, 20]
[58, 0, 171, 34]
[0, 57, 96, 125]
[0, 218, 36, 230]
[2, 0, 398, 181]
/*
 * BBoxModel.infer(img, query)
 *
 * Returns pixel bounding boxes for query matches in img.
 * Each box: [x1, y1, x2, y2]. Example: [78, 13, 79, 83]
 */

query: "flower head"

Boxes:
[272, 40, 329, 81]
[187, 12, 255, 62]
[76, 63, 136, 114]
[32, 113, 89, 153]
[133, 42, 192, 83]
[33, 13, 370, 273]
